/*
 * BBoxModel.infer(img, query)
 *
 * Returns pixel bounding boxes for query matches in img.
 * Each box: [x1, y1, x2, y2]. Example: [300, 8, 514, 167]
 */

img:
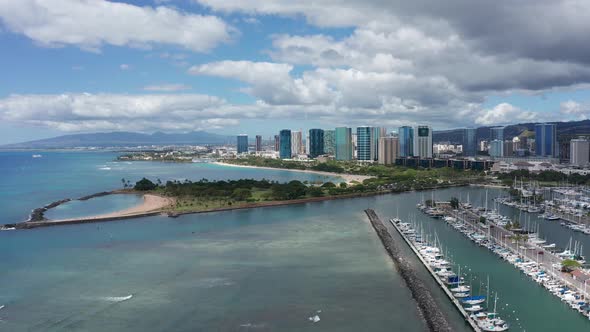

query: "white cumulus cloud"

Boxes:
[143, 84, 192, 92]
[0, 0, 235, 52]
[0, 93, 243, 132]
[474, 103, 538, 126]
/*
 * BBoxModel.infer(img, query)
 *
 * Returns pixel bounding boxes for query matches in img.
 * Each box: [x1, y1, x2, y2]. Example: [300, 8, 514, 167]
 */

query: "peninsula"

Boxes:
[4, 160, 485, 230]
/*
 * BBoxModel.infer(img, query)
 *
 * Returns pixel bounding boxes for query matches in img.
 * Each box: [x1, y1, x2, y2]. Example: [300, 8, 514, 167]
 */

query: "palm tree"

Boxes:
[561, 259, 582, 272]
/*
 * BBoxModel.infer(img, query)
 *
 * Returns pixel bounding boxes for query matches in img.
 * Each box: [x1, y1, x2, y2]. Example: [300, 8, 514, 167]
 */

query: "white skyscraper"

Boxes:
[291, 131, 302, 157]
[413, 126, 433, 158]
[570, 138, 590, 166]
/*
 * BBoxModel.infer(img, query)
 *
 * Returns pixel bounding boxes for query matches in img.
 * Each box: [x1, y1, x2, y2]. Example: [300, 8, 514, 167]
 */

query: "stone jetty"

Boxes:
[365, 209, 453, 332]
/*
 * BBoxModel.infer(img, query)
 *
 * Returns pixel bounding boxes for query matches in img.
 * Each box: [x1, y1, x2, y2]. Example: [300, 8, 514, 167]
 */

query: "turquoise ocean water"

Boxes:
[2, 151, 590, 331]
[0, 151, 339, 224]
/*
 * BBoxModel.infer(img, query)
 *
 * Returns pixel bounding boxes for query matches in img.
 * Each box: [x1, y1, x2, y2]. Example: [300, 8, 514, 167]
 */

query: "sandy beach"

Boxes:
[49, 194, 173, 223]
[214, 161, 373, 184]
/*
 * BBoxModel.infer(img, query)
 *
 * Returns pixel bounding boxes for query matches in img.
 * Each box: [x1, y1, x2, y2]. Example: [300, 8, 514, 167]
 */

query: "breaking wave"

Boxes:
[101, 295, 133, 302]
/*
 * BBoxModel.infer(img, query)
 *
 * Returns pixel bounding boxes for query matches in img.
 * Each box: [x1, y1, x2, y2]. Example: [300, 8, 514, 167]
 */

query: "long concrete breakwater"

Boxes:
[386, 212, 483, 332]
[364, 209, 454, 332]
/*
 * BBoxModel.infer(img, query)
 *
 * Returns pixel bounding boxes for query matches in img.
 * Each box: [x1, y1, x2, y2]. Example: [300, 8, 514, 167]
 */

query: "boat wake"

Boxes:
[101, 295, 133, 302]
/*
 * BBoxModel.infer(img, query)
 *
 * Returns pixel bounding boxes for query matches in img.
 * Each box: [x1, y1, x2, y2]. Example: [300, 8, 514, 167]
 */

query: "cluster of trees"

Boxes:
[134, 178, 158, 191]
[498, 170, 590, 185]
[310, 162, 344, 173]
[162, 179, 273, 200]
[131, 175, 393, 203]
[224, 157, 480, 190]
[226, 157, 307, 170]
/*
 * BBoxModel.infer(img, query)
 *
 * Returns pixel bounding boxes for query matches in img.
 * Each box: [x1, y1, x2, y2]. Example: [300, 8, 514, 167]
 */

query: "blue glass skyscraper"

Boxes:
[356, 126, 372, 161]
[535, 123, 557, 157]
[237, 134, 248, 154]
[398, 126, 414, 157]
[308, 129, 325, 158]
[463, 128, 477, 157]
[279, 129, 291, 159]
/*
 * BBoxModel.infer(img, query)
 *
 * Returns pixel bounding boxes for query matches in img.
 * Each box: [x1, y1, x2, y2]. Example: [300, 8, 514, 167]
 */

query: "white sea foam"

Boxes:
[196, 277, 235, 288]
[99, 167, 111, 170]
[239, 323, 266, 328]
[102, 295, 133, 302]
[0, 305, 4, 310]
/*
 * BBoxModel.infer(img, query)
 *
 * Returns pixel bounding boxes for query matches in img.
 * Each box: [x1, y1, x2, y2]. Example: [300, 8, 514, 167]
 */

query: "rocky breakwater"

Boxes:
[364, 209, 452, 332]
[28, 198, 72, 222]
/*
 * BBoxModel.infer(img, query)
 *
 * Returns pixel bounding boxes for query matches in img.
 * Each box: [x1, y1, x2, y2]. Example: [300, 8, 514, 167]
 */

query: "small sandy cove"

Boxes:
[50, 194, 173, 223]
[215, 161, 373, 184]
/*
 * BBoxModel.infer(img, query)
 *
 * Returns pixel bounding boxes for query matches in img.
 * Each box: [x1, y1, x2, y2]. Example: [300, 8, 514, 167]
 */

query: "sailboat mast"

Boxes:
[486, 275, 490, 308]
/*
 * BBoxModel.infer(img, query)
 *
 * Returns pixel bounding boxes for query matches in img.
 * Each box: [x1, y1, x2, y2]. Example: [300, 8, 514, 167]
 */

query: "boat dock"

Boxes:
[364, 209, 456, 332]
[386, 213, 482, 332]
[447, 206, 590, 297]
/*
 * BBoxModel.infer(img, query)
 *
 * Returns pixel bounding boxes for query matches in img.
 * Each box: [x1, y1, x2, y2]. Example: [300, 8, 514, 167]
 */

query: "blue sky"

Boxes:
[1, 0, 590, 144]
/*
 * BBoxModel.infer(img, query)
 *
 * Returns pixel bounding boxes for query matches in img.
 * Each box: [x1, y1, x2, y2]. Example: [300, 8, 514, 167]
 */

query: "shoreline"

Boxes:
[47, 194, 174, 223]
[4, 183, 466, 230]
[214, 161, 374, 184]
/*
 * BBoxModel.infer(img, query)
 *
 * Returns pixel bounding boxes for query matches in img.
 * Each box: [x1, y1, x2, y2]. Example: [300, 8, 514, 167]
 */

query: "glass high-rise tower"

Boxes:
[255, 135, 262, 152]
[398, 126, 414, 157]
[535, 123, 558, 157]
[237, 134, 248, 154]
[335, 127, 353, 161]
[413, 126, 432, 158]
[371, 127, 383, 161]
[463, 128, 477, 157]
[324, 130, 335, 155]
[279, 129, 291, 159]
[356, 126, 372, 161]
[308, 129, 325, 158]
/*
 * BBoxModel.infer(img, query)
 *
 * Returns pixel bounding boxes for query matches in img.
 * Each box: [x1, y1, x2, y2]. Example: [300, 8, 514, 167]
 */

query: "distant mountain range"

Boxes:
[4, 119, 590, 149]
[433, 119, 590, 143]
[0, 131, 234, 149]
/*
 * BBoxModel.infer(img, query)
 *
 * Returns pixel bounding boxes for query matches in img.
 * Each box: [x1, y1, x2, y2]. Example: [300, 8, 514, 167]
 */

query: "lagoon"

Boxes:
[0, 151, 340, 224]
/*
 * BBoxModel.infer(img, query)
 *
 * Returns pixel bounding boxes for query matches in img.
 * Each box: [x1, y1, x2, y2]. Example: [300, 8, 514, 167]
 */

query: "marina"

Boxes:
[418, 198, 590, 321]
[387, 214, 507, 331]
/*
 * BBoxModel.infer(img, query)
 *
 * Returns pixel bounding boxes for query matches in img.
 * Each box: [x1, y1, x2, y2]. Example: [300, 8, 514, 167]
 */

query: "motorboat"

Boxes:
[465, 305, 485, 312]
[454, 291, 470, 298]
[462, 296, 486, 305]
[451, 285, 470, 293]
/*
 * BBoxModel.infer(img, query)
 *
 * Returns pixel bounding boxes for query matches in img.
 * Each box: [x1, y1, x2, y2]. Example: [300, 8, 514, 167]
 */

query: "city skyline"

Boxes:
[231, 121, 577, 164]
[2, 1, 590, 144]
